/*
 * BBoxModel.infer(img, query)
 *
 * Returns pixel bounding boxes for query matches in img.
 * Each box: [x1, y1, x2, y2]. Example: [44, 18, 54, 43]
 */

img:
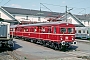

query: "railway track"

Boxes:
[0, 50, 24, 60]
[65, 51, 90, 60]
[0, 51, 14, 60]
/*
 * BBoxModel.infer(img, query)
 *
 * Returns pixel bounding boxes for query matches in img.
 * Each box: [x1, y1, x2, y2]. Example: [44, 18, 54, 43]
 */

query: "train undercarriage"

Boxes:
[0, 38, 14, 50]
[14, 36, 76, 51]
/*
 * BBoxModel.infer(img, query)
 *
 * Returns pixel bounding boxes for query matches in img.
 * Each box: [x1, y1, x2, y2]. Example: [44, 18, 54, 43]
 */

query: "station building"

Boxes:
[0, 6, 89, 27]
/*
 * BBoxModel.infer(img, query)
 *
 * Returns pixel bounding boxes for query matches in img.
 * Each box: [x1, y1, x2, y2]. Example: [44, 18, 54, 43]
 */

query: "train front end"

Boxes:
[0, 22, 14, 49]
[59, 23, 77, 49]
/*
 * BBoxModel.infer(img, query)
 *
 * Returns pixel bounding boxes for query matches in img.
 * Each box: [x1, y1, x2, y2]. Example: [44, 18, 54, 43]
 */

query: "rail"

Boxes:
[0, 50, 28, 60]
[7, 51, 19, 60]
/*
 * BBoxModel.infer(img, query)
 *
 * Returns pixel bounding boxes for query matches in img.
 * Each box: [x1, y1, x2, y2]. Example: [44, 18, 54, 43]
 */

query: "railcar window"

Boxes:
[75, 30, 77, 33]
[78, 30, 81, 33]
[68, 28, 73, 33]
[60, 28, 66, 33]
[41, 28, 45, 33]
[24, 28, 28, 32]
[10, 28, 13, 31]
[54, 27, 56, 33]
[48, 27, 51, 33]
[34, 28, 37, 32]
[16, 28, 19, 31]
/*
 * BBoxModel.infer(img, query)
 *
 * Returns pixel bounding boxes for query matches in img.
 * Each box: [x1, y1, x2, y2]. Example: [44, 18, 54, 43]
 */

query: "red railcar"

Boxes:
[10, 22, 76, 50]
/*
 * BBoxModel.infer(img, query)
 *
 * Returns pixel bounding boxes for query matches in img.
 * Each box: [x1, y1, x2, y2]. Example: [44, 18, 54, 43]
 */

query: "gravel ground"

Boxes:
[13, 39, 90, 60]
[0, 51, 14, 60]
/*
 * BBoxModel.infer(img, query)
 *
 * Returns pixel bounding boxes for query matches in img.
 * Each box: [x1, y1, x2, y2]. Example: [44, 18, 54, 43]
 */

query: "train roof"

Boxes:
[10, 25, 19, 28]
[10, 21, 74, 28]
[18, 21, 73, 27]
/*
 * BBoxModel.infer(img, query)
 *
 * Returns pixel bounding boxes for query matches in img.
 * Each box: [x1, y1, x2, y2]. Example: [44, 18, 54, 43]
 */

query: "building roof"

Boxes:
[2, 6, 90, 21]
[2, 6, 64, 17]
[0, 6, 86, 27]
[75, 14, 90, 21]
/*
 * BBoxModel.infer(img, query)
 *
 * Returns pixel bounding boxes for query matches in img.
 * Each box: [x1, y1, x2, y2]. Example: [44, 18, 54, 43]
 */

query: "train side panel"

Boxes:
[10, 22, 76, 50]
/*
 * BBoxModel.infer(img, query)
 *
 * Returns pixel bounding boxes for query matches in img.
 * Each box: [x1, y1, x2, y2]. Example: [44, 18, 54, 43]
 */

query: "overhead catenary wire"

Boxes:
[40, 3, 53, 12]
[3, 0, 11, 6]
[41, 3, 65, 8]
[0, 0, 3, 4]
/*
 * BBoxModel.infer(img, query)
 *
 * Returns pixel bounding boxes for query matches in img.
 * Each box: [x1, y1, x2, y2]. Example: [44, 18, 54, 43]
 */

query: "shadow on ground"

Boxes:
[0, 41, 22, 53]
[68, 45, 78, 51]
[13, 41, 22, 50]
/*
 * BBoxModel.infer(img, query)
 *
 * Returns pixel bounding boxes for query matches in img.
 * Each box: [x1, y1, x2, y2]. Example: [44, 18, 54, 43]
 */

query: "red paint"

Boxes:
[10, 22, 75, 44]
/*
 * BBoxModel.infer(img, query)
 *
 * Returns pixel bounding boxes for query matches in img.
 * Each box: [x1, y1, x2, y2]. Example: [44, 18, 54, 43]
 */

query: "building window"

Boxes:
[38, 17, 40, 21]
[26, 16, 28, 20]
[88, 21, 89, 25]
[83, 30, 85, 33]
[78, 30, 81, 33]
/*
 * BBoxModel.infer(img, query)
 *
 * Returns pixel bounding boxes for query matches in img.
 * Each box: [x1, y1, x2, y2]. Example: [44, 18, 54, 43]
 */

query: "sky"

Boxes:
[0, 0, 90, 15]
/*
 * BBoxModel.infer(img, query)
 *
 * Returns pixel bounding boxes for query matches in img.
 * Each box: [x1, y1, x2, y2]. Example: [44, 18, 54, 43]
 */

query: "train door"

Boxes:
[51, 26, 58, 42]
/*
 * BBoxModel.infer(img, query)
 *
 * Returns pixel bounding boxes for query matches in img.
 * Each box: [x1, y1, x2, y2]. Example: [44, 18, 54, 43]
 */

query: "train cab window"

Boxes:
[78, 30, 81, 33]
[68, 28, 73, 33]
[54, 27, 56, 33]
[60, 28, 66, 33]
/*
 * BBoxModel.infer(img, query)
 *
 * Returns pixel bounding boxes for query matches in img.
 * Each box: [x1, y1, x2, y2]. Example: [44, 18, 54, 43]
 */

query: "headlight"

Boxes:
[73, 41, 77, 44]
[72, 38, 74, 40]
[65, 36, 68, 39]
[61, 38, 62, 40]
[61, 41, 65, 45]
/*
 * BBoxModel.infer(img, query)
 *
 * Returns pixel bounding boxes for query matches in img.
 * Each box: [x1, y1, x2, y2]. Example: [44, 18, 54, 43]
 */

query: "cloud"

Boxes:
[10, 4, 22, 8]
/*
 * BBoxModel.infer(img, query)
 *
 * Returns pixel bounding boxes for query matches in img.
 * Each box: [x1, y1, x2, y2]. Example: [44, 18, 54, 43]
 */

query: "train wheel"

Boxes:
[54, 43, 58, 50]
[43, 41, 46, 47]
[49, 42, 52, 48]
[58, 44, 62, 50]
[40, 40, 43, 45]
[31, 39, 34, 43]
